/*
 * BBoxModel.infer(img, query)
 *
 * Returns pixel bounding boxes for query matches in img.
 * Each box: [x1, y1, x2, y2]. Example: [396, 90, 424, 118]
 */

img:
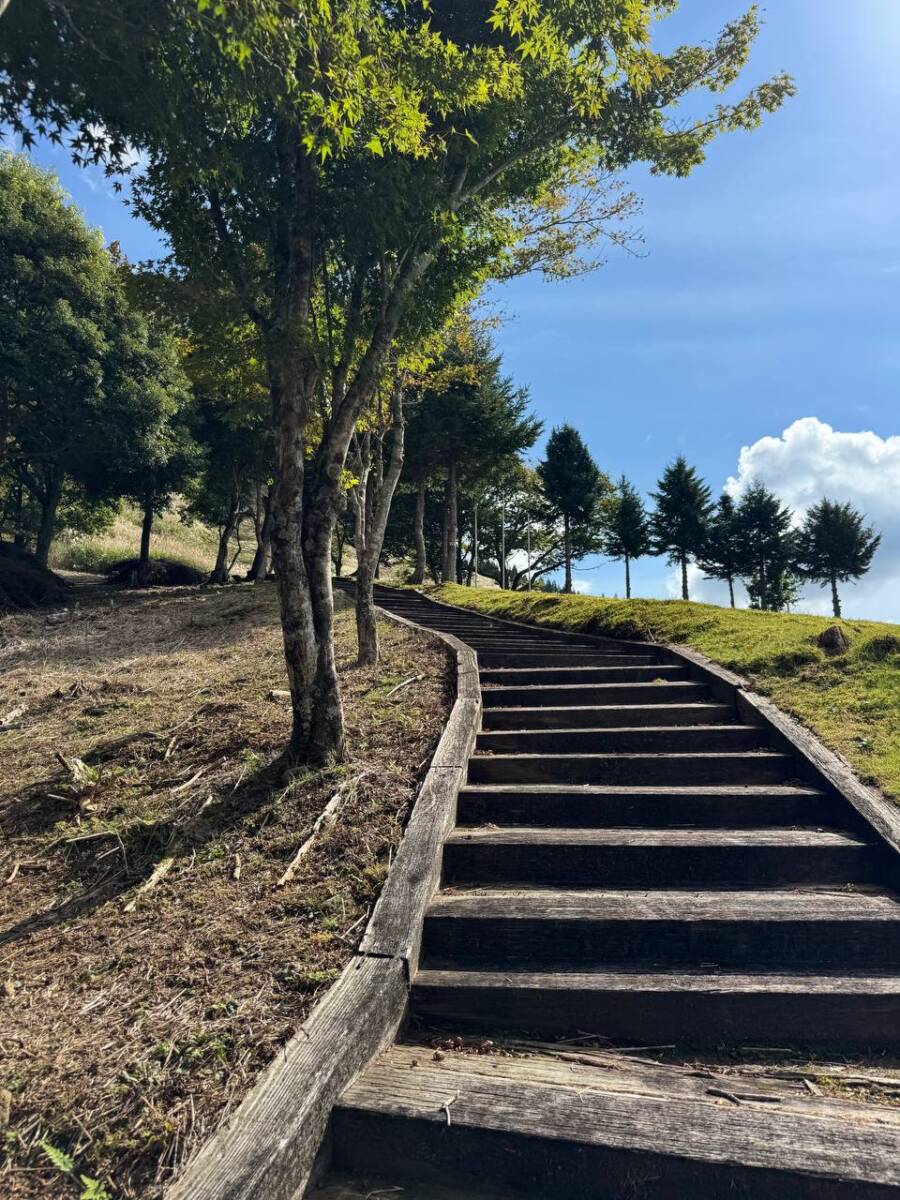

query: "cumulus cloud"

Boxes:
[571, 580, 595, 595]
[721, 418, 900, 620]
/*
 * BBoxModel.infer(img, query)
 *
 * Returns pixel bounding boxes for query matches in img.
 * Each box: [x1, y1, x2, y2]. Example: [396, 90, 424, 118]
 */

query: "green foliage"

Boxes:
[40, 1141, 112, 1200]
[697, 492, 742, 606]
[650, 456, 713, 599]
[538, 424, 609, 592]
[0, 153, 193, 564]
[434, 583, 900, 802]
[794, 498, 881, 618]
[603, 475, 651, 597]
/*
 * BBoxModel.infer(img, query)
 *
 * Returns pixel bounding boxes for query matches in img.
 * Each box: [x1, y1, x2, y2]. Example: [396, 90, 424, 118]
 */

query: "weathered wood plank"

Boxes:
[334, 1044, 900, 1197]
[166, 956, 408, 1200]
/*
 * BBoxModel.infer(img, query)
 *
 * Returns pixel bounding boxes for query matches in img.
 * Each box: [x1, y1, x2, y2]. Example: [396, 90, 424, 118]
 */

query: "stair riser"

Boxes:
[456, 791, 839, 828]
[478, 653, 647, 668]
[481, 705, 734, 730]
[475, 728, 765, 755]
[480, 667, 682, 684]
[410, 984, 900, 1047]
[441, 844, 881, 888]
[467, 756, 792, 786]
[332, 1109, 896, 1200]
[482, 685, 708, 707]
[422, 918, 900, 968]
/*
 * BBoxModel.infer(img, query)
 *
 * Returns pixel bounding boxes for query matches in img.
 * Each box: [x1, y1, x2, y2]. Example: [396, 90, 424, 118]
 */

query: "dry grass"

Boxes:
[0, 581, 451, 1199]
[49, 503, 255, 577]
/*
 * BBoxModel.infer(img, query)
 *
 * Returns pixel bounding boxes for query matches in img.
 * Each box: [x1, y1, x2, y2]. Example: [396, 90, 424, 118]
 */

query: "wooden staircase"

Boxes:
[316, 587, 900, 1199]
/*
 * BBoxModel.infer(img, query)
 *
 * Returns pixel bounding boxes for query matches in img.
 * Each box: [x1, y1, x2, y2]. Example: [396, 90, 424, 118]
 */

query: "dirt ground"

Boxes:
[0, 580, 452, 1199]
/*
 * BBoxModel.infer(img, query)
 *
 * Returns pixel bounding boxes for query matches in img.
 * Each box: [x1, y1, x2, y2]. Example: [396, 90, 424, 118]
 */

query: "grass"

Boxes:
[435, 584, 900, 804]
[0, 583, 451, 1199]
[49, 503, 253, 577]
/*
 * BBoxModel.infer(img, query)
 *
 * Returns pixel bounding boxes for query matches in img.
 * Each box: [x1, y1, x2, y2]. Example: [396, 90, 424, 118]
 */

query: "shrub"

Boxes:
[0, 543, 69, 609]
[105, 557, 207, 588]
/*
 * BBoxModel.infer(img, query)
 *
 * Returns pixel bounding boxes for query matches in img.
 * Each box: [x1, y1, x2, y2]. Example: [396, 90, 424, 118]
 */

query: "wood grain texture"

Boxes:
[334, 1044, 900, 1197]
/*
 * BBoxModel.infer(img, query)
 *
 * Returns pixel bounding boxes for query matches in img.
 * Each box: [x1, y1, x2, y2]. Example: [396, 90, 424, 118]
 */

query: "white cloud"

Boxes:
[571, 580, 595, 595]
[724, 417, 900, 621]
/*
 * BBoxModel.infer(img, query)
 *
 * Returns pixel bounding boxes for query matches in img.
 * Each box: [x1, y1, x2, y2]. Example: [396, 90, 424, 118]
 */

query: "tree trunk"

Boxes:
[411, 475, 427, 584]
[138, 495, 154, 583]
[441, 462, 458, 584]
[625, 555, 631, 600]
[681, 552, 689, 601]
[248, 488, 273, 581]
[727, 574, 735, 609]
[831, 572, 842, 619]
[268, 358, 345, 766]
[34, 471, 62, 568]
[211, 519, 234, 584]
[563, 513, 572, 594]
[353, 388, 406, 667]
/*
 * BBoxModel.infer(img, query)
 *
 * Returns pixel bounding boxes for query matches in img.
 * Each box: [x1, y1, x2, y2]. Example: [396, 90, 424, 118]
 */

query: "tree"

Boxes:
[403, 323, 540, 586]
[348, 376, 407, 665]
[698, 492, 742, 608]
[650, 456, 714, 601]
[734, 481, 797, 612]
[0, 153, 188, 564]
[604, 476, 650, 600]
[538, 425, 609, 594]
[1, 3, 794, 764]
[794, 499, 880, 619]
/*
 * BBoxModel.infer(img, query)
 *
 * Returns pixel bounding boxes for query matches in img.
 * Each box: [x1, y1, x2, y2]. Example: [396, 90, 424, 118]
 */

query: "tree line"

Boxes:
[383, 389, 880, 621]
[0, 0, 795, 767]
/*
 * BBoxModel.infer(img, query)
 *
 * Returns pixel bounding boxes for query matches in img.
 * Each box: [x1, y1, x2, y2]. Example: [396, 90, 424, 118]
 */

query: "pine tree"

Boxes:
[538, 425, 608, 593]
[698, 493, 742, 608]
[794, 499, 881, 618]
[735, 482, 797, 612]
[604, 476, 650, 600]
[650, 456, 713, 601]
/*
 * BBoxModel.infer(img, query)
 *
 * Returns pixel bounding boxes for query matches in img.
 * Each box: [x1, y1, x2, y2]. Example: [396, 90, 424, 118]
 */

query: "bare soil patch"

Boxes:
[0, 581, 451, 1199]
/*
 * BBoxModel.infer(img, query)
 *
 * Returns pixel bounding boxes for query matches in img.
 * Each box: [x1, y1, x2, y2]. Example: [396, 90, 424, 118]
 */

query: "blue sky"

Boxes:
[10, 2, 900, 618]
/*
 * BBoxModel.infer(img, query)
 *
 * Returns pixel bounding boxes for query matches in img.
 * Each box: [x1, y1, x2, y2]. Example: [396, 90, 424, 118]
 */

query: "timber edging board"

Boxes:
[165, 588, 480, 1200]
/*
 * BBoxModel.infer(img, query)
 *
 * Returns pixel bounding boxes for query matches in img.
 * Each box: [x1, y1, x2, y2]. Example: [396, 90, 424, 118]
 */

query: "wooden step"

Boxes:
[456, 784, 840, 828]
[332, 1043, 900, 1199]
[441, 827, 881, 888]
[481, 681, 709, 707]
[475, 725, 766, 755]
[422, 886, 900, 968]
[481, 703, 736, 730]
[480, 665, 682, 685]
[467, 751, 794, 786]
[412, 967, 900, 1046]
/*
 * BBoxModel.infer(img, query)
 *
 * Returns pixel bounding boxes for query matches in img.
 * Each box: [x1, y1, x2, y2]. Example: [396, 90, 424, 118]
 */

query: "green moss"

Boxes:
[434, 584, 900, 803]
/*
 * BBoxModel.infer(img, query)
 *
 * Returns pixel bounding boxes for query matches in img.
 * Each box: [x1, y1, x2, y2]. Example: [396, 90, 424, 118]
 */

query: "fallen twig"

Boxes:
[275, 776, 360, 888]
[0, 705, 26, 729]
[385, 675, 424, 699]
[124, 795, 213, 911]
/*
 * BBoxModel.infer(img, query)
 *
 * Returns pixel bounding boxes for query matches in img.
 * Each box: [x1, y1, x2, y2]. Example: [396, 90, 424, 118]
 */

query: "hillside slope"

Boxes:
[435, 584, 900, 804]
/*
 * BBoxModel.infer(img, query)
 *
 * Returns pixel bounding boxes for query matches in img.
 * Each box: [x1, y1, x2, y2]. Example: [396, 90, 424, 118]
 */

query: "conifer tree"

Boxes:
[650, 457, 713, 601]
[735, 482, 797, 612]
[538, 425, 608, 594]
[698, 493, 742, 608]
[604, 476, 650, 600]
[794, 499, 880, 618]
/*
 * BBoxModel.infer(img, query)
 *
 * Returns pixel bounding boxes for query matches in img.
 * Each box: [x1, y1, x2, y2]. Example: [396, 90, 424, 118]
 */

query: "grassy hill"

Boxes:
[49, 502, 252, 576]
[435, 584, 900, 804]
